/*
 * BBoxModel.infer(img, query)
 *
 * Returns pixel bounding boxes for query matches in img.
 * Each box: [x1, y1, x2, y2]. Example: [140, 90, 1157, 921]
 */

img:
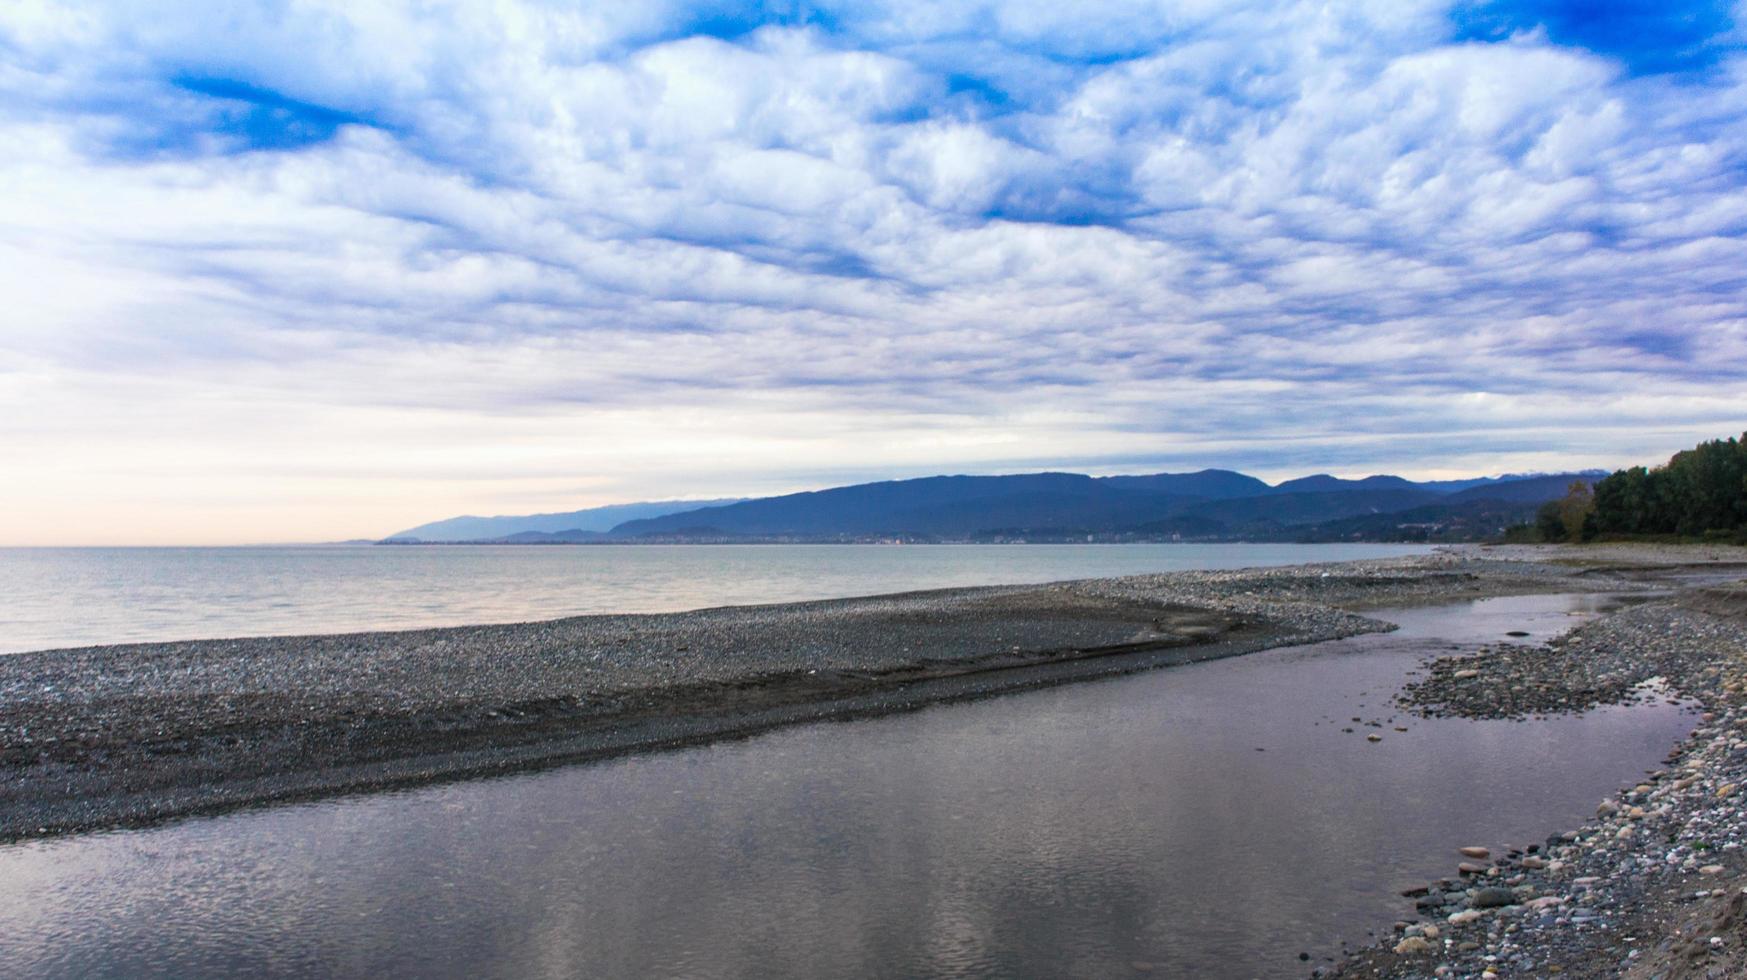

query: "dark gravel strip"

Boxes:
[0, 554, 1607, 840]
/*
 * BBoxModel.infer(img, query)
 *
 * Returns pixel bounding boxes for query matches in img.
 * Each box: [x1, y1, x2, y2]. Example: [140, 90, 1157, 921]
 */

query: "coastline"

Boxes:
[0, 550, 1629, 841]
[4, 543, 1746, 980]
[1323, 546, 1747, 979]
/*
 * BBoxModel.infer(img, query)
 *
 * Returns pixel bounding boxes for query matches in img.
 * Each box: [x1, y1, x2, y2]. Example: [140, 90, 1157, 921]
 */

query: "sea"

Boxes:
[0, 542, 1434, 654]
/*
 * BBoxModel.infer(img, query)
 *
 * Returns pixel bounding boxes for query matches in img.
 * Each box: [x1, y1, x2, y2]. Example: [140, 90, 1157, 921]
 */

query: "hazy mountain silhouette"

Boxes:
[385, 469, 1604, 543]
[387, 499, 743, 542]
[603, 470, 1598, 541]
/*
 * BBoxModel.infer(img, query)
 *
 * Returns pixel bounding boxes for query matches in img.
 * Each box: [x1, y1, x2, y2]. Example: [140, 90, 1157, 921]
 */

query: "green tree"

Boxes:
[1590, 432, 1747, 538]
[1535, 500, 1566, 542]
[1592, 466, 1649, 533]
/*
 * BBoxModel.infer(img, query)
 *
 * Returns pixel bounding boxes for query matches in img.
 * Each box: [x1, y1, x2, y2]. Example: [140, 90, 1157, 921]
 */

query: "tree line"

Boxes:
[1533, 433, 1747, 542]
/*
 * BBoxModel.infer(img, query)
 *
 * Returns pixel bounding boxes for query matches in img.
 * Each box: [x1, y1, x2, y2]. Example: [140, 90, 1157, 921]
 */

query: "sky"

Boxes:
[2, 1, 1745, 545]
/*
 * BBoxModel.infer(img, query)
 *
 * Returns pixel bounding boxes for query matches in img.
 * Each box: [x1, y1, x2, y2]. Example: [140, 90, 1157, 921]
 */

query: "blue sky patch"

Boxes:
[171, 75, 375, 152]
[1452, 0, 1740, 75]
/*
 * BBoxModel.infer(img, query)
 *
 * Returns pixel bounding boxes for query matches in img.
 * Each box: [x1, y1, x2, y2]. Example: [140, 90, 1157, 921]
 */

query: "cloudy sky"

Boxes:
[2, 1, 1744, 544]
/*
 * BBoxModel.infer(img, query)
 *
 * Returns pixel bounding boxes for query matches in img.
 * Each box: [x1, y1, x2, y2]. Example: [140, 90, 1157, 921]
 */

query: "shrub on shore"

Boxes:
[1530, 481, 1598, 542]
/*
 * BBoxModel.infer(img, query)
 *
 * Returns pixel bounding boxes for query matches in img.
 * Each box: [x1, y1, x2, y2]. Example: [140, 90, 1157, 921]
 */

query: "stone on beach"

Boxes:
[1470, 886, 1518, 909]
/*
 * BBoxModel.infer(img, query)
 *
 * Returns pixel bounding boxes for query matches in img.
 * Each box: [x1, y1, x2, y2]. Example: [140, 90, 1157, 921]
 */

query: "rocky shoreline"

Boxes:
[3, 543, 1744, 979]
[1325, 547, 1747, 980]
[0, 550, 1629, 840]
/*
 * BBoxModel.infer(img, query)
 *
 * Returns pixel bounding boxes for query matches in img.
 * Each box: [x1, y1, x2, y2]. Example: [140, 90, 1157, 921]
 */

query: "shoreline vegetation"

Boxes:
[2, 543, 1745, 978]
[1511, 433, 1747, 548]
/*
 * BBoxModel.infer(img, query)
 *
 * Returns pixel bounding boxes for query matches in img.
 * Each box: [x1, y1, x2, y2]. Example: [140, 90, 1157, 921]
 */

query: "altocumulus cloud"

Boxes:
[0, 0, 1744, 543]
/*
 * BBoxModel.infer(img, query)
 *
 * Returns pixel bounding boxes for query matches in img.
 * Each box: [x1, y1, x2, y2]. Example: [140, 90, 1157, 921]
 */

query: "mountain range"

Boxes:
[387, 499, 745, 543]
[384, 470, 1604, 544]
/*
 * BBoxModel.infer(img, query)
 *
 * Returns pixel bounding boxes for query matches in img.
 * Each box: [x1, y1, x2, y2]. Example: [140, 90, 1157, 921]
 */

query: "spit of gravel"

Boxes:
[0, 550, 1654, 842]
[0, 554, 1605, 760]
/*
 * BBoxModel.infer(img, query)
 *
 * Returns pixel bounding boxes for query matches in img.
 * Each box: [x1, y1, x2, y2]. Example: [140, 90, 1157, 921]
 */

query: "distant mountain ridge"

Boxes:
[611, 470, 1604, 541]
[387, 499, 744, 542]
[386, 468, 1605, 544]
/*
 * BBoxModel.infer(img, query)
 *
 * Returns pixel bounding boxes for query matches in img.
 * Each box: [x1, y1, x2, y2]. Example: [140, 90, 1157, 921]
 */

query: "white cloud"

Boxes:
[0, 0, 1744, 542]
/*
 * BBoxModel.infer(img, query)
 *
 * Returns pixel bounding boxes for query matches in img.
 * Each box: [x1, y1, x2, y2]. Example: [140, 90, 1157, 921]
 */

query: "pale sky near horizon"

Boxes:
[2, 1, 1745, 545]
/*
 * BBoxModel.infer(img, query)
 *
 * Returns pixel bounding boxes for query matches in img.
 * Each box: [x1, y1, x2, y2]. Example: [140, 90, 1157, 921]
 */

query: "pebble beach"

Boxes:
[2, 543, 1745, 980]
[0, 549, 1601, 839]
[1327, 544, 1747, 980]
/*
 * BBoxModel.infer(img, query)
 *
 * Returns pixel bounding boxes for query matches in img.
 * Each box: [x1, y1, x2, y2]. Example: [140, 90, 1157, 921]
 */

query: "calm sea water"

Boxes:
[0, 543, 1431, 654]
[0, 594, 1693, 978]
